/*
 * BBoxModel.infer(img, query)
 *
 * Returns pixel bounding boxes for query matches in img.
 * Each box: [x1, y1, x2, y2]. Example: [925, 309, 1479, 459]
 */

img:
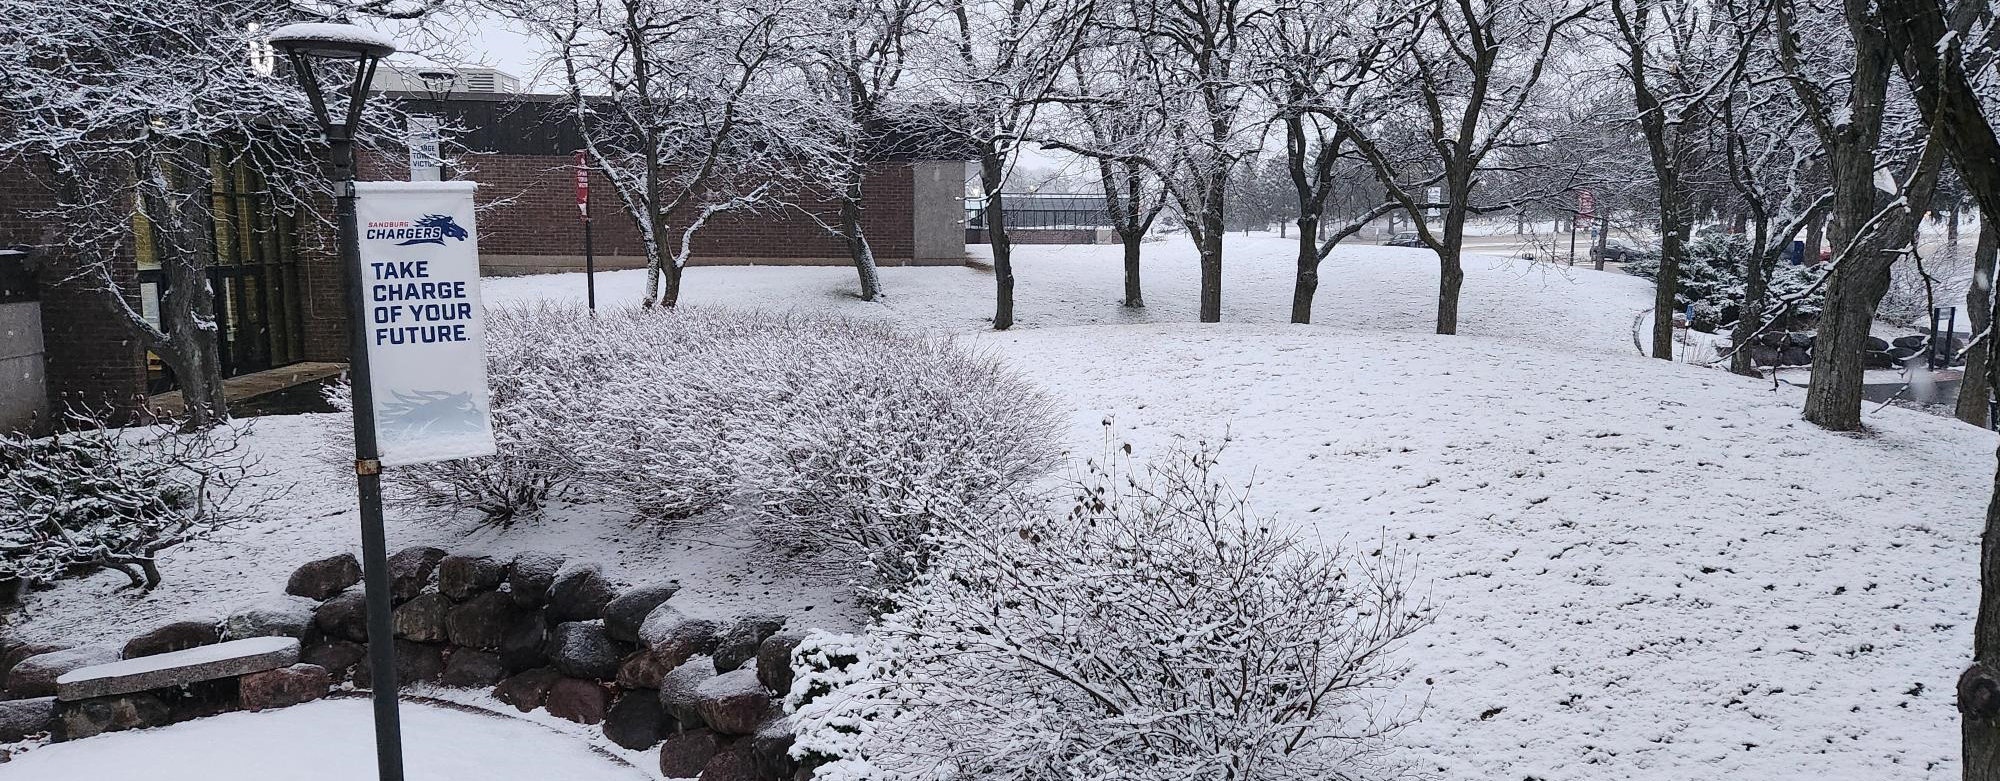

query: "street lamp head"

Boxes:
[266, 22, 396, 61]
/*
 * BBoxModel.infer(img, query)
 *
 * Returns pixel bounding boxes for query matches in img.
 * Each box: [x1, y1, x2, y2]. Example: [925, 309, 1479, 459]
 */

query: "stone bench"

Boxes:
[55, 637, 300, 701]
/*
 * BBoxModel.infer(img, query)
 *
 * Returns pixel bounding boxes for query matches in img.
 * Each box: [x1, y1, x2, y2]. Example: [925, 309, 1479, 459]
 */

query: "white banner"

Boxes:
[406, 115, 443, 183]
[353, 181, 495, 467]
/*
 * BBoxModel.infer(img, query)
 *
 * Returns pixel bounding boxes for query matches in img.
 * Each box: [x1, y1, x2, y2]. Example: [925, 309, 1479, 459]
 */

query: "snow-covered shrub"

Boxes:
[0, 417, 252, 590]
[1624, 233, 1824, 332]
[734, 320, 1064, 595]
[786, 630, 892, 781]
[822, 443, 1432, 781]
[347, 303, 1063, 582]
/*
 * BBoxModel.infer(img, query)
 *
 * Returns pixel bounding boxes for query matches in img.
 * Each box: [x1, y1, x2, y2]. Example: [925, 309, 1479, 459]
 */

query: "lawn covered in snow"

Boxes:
[8, 236, 1992, 780]
[0, 698, 651, 780]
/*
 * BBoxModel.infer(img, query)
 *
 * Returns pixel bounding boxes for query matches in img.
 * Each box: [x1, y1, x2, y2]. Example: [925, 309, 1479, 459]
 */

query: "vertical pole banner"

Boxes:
[353, 181, 496, 466]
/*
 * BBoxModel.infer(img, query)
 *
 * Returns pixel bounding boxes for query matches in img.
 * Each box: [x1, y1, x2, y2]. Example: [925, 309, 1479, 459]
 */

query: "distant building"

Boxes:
[372, 65, 522, 95]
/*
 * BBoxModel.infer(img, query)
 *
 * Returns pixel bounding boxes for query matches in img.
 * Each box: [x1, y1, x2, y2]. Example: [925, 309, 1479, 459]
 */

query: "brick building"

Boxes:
[0, 93, 971, 432]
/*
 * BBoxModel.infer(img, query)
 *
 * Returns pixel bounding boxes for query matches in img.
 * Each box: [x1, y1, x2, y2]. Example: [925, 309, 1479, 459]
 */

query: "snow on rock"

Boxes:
[56, 636, 298, 701]
[1, 698, 650, 780]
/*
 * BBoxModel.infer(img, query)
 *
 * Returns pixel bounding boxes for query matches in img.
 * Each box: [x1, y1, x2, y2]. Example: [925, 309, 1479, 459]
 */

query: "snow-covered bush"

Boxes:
[1625, 233, 1824, 332]
[733, 319, 1065, 594]
[808, 443, 1432, 781]
[347, 305, 1063, 596]
[0, 417, 252, 590]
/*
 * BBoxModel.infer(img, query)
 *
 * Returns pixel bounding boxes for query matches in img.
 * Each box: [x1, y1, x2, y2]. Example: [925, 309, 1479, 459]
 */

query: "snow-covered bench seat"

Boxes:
[55, 637, 300, 701]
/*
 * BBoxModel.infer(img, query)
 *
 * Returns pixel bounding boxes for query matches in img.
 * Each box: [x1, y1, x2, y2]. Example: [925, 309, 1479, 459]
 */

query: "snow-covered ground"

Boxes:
[1, 697, 652, 780]
[8, 236, 1992, 780]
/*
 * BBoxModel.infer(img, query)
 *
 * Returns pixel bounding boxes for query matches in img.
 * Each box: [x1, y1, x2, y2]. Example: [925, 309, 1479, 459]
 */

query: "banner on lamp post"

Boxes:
[353, 181, 495, 467]
[574, 150, 590, 220]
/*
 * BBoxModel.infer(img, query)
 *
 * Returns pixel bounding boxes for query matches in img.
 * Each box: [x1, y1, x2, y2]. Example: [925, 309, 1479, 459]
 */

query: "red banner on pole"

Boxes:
[1576, 189, 1595, 228]
[574, 151, 590, 221]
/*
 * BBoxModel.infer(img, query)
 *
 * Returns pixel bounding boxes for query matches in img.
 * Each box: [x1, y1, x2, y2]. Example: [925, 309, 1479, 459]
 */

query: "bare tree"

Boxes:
[1251, 0, 1406, 323]
[1872, 1, 2000, 776]
[1335, 0, 1591, 334]
[1771, 0, 1948, 431]
[778, 0, 933, 302]
[1607, 0, 1742, 359]
[933, 0, 1093, 329]
[0, 0, 400, 426]
[506, 0, 798, 308]
[1052, 47, 1172, 308]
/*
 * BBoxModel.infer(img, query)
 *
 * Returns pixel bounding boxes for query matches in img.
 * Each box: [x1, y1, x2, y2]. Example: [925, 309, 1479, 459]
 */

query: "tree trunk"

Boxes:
[1959, 222, 1998, 427]
[1121, 231, 1144, 308]
[1436, 199, 1467, 335]
[840, 183, 882, 301]
[659, 260, 685, 308]
[1804, 262, 1894, 430]
[1654, 220, 1684, 360]
[1199, 187, 1226, 323]
[1805, 210, 1827, 264]
[142, 158, 227, 427]
[980, 150, 1014, 330]
[1730, 242, 1780, 378]
[1292, 215, 1320, 324]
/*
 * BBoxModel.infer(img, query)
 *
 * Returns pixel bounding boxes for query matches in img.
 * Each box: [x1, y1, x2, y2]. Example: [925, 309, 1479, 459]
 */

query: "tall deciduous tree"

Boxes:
[1336, 0, 1590, 334]
[935, 0, 1093, 330]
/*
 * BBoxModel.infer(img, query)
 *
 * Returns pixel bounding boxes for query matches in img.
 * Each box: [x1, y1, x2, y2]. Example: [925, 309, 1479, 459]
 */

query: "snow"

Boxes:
[0, 698, 652, 780]
[10, 235, 1992, 780]
[265, 23, 397, 57]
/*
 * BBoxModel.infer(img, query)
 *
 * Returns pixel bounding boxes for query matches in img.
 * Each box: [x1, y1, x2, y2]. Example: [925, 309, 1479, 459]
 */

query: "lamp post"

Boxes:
[266, 22, 405, 781]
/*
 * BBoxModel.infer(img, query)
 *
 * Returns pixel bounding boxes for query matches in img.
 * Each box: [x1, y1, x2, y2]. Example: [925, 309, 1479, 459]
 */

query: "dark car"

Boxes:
[1381, 232, 1425, 247]
[1590, 241, 1652, 264]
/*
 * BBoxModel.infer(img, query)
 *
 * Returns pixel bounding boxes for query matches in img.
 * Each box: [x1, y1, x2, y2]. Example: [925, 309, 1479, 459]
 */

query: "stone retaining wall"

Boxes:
[0, 547, 810, 779]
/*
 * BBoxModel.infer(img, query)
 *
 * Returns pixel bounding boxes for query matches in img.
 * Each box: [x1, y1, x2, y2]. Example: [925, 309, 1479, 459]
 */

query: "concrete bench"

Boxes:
[54, 637, 300, 702]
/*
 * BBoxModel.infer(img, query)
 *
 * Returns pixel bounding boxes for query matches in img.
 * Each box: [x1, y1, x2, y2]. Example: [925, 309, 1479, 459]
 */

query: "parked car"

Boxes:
[1590, 240, 1652, 264]
[1381, 232, 1425, 247]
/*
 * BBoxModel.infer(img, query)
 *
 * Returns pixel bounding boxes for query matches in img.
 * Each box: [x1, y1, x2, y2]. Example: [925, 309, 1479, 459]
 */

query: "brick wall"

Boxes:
[360, 149, 922, 275]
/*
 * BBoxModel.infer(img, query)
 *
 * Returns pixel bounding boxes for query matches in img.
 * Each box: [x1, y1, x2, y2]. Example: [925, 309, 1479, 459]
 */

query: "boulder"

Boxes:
[438, 555, 507, 601]
[617, 649, 673, 690]
[285, 553, 362, 600]
[222, 594, 320, 641]
[1749, 344, 1782, 367]
[240, 663, 331, 711]
[122, 619, 221, 659]
[548, 566, 617, 622]
[1785, 331, 1814, 348]
[1779, 346, 1811, 367]
[700, 739, 758, 781]
[445, 590, 519, 650]
[1756, 331, 1787, 348]
[658, 656, 714, 725]
[638, 607, 719, 671]
[0, 697, 56, 742]
[0, 644, 62, 692]
[755, 630, 806, 696]
[1894, 334, 1929, 350]
[1867, 336, 1892, 352]
[56, 691, 172, 741]
[603, 582, 680, 643]
[544, 677, 609, 724]
[498, 610, 548, 672]
[392, 593, 451, 643]
[602, 689, 668, 750]
[549, 621, 623, 681]
[387, 546, 448, 603]
[694, 665, 776, 735]
[658, 728, 725, 779]
[6, 646, 117, 699]
[353, 640, 445, 689]
[713, 614, 786, 673]
[314, 588, 372, 642]
[507, 552, 564, 608]
[751, 717, 798, 781]
[493, 667, 561, 713]
[302, 639, 366, 683]
[440, 650, 509, 688]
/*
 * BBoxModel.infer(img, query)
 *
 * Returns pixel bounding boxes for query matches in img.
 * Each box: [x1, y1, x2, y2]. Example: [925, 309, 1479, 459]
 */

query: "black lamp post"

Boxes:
[266, 22, 406, 781]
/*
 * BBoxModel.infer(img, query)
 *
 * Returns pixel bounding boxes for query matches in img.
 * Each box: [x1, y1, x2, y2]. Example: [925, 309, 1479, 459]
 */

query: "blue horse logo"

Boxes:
[396, 214, 469, 246]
